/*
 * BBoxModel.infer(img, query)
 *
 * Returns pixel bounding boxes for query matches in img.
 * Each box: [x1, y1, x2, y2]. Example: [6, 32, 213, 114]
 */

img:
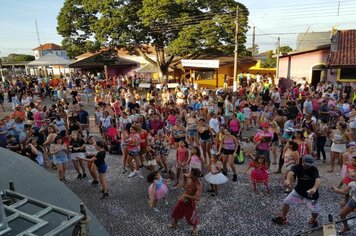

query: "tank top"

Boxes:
[190, 155, 201, 165]
[177, 147, 188, 163]
[284, 149, 296, 166]
[155, 177, 164, 190]
[298, 142, 308, 157]
[223, 137, 235, 150]
[199, 129, 211, 140]
[229, 119, 239, 132]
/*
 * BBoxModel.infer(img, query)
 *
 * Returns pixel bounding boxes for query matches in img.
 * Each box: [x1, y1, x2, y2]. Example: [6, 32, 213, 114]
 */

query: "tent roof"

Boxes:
[135, 63, 159, 73]
[27, 53, 72, 66]
[70, 50, 139, 68]
[0, 147, 109, 235]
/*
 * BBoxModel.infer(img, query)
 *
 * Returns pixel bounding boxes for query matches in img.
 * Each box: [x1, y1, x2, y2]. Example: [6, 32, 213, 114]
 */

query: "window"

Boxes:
[338, 68, 356, 81]
[195, 70, 215, 80]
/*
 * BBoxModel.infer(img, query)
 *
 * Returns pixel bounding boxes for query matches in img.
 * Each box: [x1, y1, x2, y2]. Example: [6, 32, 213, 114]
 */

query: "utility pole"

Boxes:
[233, 6, 239, 91]
[252, 26, 256, 58]
[275, 36, 280, 85]
[337, 1, 340, 16]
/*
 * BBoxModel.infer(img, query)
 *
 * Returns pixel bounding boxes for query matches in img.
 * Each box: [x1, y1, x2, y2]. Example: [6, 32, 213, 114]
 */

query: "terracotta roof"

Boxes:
[327, 29, 356, 68]
[32, 43, 63, 51]
[69, 49, 139, 68]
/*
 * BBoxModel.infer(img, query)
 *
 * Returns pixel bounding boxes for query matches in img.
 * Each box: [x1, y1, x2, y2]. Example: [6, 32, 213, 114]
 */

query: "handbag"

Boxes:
[234, 150, 244, 164]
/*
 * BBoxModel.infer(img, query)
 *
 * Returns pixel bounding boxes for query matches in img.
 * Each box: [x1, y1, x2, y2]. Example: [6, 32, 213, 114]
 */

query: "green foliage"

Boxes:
[260, 46, 293, 68]
[261, 50, 276, 68]
[57, 0, 250, 74]
[280, 45, 293, 55]
[3, 54, 35, 63]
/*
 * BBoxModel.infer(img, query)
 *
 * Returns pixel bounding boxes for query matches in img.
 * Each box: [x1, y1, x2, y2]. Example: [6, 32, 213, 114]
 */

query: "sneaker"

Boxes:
[91, 180, 99, 185]
[136, 171, 144, 179]
[100, 193, 109, 200]
[165, 201, 169, 206]
[82, 173, 87, 179]
[76, 173, 82, 179]
[153, 208, 159, 212]
[308, 218, 318, 228]
[122, 169, 127, 174]
[128, 171, 136, 178]
[232, 174, 237, 182]
[272, 216, 287, 225]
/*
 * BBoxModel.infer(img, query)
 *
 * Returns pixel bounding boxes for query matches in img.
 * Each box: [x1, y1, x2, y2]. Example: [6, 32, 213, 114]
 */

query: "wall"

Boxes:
[34, 50, 69, 59]
[279, 49, 337, 83]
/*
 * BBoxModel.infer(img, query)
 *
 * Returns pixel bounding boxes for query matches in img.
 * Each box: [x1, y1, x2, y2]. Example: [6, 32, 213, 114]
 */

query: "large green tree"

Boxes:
[57, 0, 249, 77]
[2, 54, 35, 63]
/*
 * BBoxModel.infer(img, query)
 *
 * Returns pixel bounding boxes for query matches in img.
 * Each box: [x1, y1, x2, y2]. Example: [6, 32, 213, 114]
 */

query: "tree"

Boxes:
[244, 44, 259, 57]
[260, 46, 293, 68]
[280, 45, 293, 55]
[2, 54, 35, 63]
[57, 0, 250, 77]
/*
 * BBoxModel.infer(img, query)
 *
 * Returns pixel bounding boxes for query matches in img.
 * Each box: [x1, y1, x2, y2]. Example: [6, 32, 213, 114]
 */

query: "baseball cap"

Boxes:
[347, 142, 356, 148]
[302, 155, 315, 166]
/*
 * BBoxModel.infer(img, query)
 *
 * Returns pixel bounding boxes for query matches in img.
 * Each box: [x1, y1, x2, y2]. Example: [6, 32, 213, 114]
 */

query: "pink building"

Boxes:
[278, 45, 337, 88]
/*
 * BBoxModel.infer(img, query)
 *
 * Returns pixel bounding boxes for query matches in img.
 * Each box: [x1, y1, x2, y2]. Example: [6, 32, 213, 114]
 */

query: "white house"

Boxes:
[32, 43, 69, 59]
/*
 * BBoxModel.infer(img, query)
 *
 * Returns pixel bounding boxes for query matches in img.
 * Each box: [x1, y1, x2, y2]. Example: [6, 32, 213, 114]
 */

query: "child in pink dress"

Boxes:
[244, 155, 270, 194]
[175, 141, 189, 186]
[147, 171, 168, 212]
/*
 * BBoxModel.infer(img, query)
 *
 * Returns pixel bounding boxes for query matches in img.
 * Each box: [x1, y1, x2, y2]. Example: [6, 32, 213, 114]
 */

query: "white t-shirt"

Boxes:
[209, 118, 220, 134]
[243, 107, 252, 118]
[349, 181, 356, 201]
[53, 119, 66, 132]
[100, 116, 111, 128]
[272, 92, 281, 103]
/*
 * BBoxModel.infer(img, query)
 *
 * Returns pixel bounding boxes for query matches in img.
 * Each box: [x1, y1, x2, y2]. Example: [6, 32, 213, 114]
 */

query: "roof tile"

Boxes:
[327, 30, 356, 67]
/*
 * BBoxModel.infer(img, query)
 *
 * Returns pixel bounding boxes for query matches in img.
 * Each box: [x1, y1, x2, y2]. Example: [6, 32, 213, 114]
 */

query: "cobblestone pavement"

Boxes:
[2, 100, 356, 236]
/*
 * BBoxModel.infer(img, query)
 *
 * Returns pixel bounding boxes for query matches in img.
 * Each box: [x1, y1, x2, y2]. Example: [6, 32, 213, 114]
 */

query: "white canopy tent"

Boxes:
[27, 53, 72, 76]
[27, 53, 72, 66]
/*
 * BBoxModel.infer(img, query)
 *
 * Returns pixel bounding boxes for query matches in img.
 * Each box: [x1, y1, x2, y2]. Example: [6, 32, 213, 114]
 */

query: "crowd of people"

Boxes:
[0, 72, 355, 235]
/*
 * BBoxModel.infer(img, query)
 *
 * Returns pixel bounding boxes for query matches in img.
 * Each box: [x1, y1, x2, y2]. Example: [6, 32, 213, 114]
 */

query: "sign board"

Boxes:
[139, 83, 151, 88]
[181, 60, 220, 69]
[156, 83, 180, 89]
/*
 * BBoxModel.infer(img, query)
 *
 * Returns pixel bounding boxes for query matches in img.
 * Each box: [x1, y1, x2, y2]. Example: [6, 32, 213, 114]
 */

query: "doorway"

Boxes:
[311, 64, 327, 89]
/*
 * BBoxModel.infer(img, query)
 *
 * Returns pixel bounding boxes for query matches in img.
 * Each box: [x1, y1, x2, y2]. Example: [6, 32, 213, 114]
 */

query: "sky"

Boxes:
[0, 0, 356, 57]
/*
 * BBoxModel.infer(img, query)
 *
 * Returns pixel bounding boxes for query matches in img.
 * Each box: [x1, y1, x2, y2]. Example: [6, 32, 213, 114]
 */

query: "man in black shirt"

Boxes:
[272, 155, 321, 227]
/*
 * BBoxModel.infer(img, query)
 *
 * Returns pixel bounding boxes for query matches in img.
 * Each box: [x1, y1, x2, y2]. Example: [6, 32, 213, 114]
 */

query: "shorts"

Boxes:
[174, 137, 186, 143]
[222, 149, 235, 155]
[256, 149, 270, 163]
[200, 138, 212, 144]
[283, 190, 320, 214]
[70, 152, 85, 160]
[347, 198, 356, 209]
[128, 149, 140, 156]
[97, 163, 107, 174]
[187, 129, 197, 137]
[147, 159, 157, 166]
[271, 141, 279, 147]
[53, 155, 69, 164]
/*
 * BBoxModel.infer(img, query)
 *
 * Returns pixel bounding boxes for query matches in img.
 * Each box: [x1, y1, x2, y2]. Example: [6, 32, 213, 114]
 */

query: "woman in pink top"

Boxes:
[229, 113, 241, 138]
[168, 110, 177, 126]
[175, 141, 189, 186]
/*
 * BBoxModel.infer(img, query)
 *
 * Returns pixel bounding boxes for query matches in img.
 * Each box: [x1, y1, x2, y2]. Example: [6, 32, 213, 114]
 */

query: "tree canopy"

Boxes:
[57, 0, 249, 76]
[260, 45, 293, 68]
[2, 54, 35, 63]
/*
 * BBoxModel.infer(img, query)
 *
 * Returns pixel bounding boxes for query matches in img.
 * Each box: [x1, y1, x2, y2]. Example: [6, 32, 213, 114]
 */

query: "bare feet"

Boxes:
[327, 169, 334, 173]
